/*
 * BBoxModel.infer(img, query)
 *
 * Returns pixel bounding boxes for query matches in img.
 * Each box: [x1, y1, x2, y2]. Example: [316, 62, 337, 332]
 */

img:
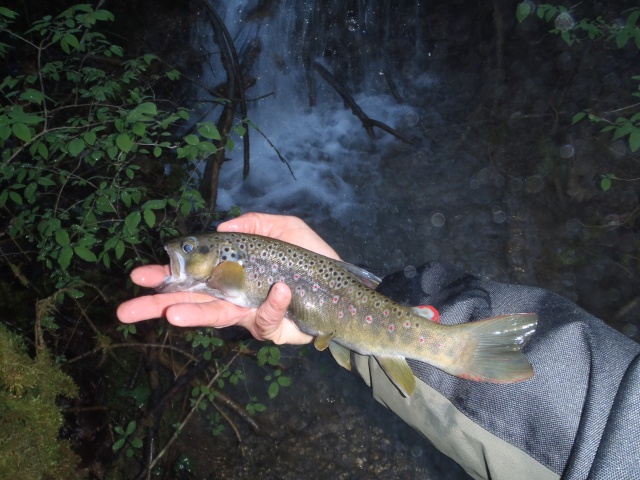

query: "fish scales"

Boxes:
[157, 233, 538, 396]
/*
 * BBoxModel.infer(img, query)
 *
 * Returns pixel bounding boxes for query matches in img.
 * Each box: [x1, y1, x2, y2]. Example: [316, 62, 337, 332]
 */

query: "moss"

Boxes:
[0, 324, 82, 479]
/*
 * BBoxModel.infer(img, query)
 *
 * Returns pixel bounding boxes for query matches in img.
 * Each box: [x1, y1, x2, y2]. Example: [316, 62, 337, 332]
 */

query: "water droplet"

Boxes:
[555, 12, 575, 32]
[404, 265, 416, 278]
[431, 213, 445, 227]
[623, 324, 638, 338]
[404, 110, 419, 127]
[493, 210, 507, 224]
[560, 144, 575, 158]
[524, 174, 544, 193]
[410, 445, 423, 458]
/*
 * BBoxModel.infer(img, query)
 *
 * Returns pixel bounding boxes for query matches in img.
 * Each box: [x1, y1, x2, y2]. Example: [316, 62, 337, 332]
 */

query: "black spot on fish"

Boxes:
[198, 246, 210, 254]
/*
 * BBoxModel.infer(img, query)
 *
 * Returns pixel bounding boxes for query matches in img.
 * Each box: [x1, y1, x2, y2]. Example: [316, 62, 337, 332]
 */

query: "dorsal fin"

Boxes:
[335, 261, 381, 289]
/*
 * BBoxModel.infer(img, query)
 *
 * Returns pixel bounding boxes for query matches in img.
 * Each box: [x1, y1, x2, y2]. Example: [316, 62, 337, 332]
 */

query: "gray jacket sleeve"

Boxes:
[353, 262, 640, 480]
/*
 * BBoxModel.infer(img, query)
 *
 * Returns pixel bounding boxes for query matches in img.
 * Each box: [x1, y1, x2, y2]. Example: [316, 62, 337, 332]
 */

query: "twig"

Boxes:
[135, 351, 241, 479]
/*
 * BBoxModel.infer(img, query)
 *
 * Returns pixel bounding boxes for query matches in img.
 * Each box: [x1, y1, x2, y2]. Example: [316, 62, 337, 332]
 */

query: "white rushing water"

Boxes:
[190, 0, 532, 285]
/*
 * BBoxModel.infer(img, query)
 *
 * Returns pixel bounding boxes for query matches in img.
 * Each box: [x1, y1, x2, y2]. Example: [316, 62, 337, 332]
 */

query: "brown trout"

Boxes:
[157, 233, 537, 396]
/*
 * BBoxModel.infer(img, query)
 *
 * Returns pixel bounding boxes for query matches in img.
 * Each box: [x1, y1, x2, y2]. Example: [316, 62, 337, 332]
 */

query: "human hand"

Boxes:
[116, 212, 341, 344]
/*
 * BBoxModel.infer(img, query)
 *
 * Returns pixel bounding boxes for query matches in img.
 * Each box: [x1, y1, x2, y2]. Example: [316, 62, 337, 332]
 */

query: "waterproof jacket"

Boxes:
[352, 262, 640, 479]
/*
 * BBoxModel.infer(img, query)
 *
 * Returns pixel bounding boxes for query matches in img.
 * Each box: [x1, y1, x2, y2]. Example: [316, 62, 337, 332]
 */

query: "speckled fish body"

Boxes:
[157, 233, 538, 396]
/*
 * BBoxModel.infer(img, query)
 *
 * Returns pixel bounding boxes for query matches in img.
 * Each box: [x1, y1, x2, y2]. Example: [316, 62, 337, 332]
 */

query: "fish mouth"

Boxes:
[156, 246, 187, 293]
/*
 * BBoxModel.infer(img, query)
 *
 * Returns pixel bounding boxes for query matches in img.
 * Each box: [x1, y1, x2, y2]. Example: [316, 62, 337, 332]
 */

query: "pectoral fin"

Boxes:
[314, 332, 334, 351]
[328, 341, 352, 371]
[207, 261, 245, 293]
[376, 356, 416, 397]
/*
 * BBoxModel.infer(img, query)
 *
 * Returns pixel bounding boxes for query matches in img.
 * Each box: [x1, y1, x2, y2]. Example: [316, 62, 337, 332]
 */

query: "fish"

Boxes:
[156, 233, 538, 396]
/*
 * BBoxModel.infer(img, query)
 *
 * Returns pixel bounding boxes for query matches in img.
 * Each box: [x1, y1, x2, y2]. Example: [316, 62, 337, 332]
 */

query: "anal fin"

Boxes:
[376, 356, 416, 397]
[328, 341, 352, 371]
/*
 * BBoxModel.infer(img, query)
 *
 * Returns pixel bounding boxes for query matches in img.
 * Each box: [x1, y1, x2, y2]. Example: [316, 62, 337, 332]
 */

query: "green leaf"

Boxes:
[125, 420, 137, 436]
[124, 211, 141, 230]
[116, 133, 133, 152]
[143, 208, 156, 228]
[166, 69, 181, 81]
[197, 122, 221, 140]
[37, 142, 49, 159]
[277, 376, 292, 387]
[571, 111, 587, 124]
[135, 102, 157, 115]
[153, 145, 162, 157]
[58, 246, 73, 269]
[185, 134, 199, 146]
[68, 137, 85, 157]
[63, 33, 80, 51]
[601, 176, 612, 191]
[516, 2, 533, 23]
[267, 382, 279, 399]
[74, 245, 97, 262]
[83, 131, 97, 145]
[37, 176, 55, 186]
[112, 438, 125, 452]
[143, 199, 167, 209]
[19, 88, 44, 105]
[132, 122, 146, 136]
[24, 182, 37, 202]
[109, 45, 124, 57]
[630, 128, 640, 152]
[0, 7, 18, 18]
[12, 123, 31, 142]
[55, 229, 70, 247]
[8, 190, 21, 205]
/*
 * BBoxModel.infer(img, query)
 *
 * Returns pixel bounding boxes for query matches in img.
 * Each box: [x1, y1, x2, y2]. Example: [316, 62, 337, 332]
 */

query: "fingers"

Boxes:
[130, 265, 170, 287]
[116, 291, 213, 323]
[249, 283, 313, 345]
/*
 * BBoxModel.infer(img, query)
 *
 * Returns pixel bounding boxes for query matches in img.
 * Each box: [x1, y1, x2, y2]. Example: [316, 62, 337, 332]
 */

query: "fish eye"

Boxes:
[181, 239, 197, 254]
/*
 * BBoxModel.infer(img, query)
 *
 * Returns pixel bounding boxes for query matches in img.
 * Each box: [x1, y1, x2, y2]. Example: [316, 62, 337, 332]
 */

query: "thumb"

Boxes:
[253, 282, 292, 340]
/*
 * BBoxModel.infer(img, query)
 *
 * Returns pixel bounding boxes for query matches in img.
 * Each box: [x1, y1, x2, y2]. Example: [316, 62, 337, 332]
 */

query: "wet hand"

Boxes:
[117, 213, 341, 344]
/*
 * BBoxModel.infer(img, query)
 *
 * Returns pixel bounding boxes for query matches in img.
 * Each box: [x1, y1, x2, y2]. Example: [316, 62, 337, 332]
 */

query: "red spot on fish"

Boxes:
[418, 336, 425, 344]
[259, 266, 265, 273]
[388, 324, 395, 332]
[366, 315, 373, 324]
[383, 310, 389, 317]
[330, 280, 335, 287]
[348, 287, 354, 293]
[272, 265, 278, 271]
[338, 311, 344, 319]
[312, 284, 319, 291]
[362, 296, 367, 302]
[299, 289, 305, 297]
[250, 255, 256, 261]
[404, 321, 411, 328]
[417, 305, 440, 323]
[349, 305, 356, 315]
[319, 299, 325, 306]
[332, 296, 339, 304]
[294, 273, 300, 280]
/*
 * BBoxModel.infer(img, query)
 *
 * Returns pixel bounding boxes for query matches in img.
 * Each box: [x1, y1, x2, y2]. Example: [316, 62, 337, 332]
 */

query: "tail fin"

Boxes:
[449, 313, 538, 383]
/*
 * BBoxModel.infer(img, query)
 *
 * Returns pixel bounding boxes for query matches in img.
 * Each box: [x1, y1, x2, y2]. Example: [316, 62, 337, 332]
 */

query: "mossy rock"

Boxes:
[0, 324, 82, 479]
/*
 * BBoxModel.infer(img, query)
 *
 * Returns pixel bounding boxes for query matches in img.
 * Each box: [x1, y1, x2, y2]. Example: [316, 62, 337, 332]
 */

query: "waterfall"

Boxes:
[191, 0, 438, 269]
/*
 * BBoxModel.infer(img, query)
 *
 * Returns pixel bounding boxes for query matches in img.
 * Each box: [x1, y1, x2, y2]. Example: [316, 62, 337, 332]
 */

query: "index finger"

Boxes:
[116, 290, 215, 323]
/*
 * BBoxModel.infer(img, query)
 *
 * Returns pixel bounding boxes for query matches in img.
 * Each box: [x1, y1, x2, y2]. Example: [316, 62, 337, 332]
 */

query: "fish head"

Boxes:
[157, 234, 248, 295]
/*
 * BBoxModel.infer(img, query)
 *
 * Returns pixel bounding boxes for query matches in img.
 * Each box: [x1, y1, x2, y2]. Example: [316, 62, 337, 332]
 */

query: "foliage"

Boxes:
[516, 3, 640, 190]
[0, 324, 81, 479]
[0, 4, 288, 477]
